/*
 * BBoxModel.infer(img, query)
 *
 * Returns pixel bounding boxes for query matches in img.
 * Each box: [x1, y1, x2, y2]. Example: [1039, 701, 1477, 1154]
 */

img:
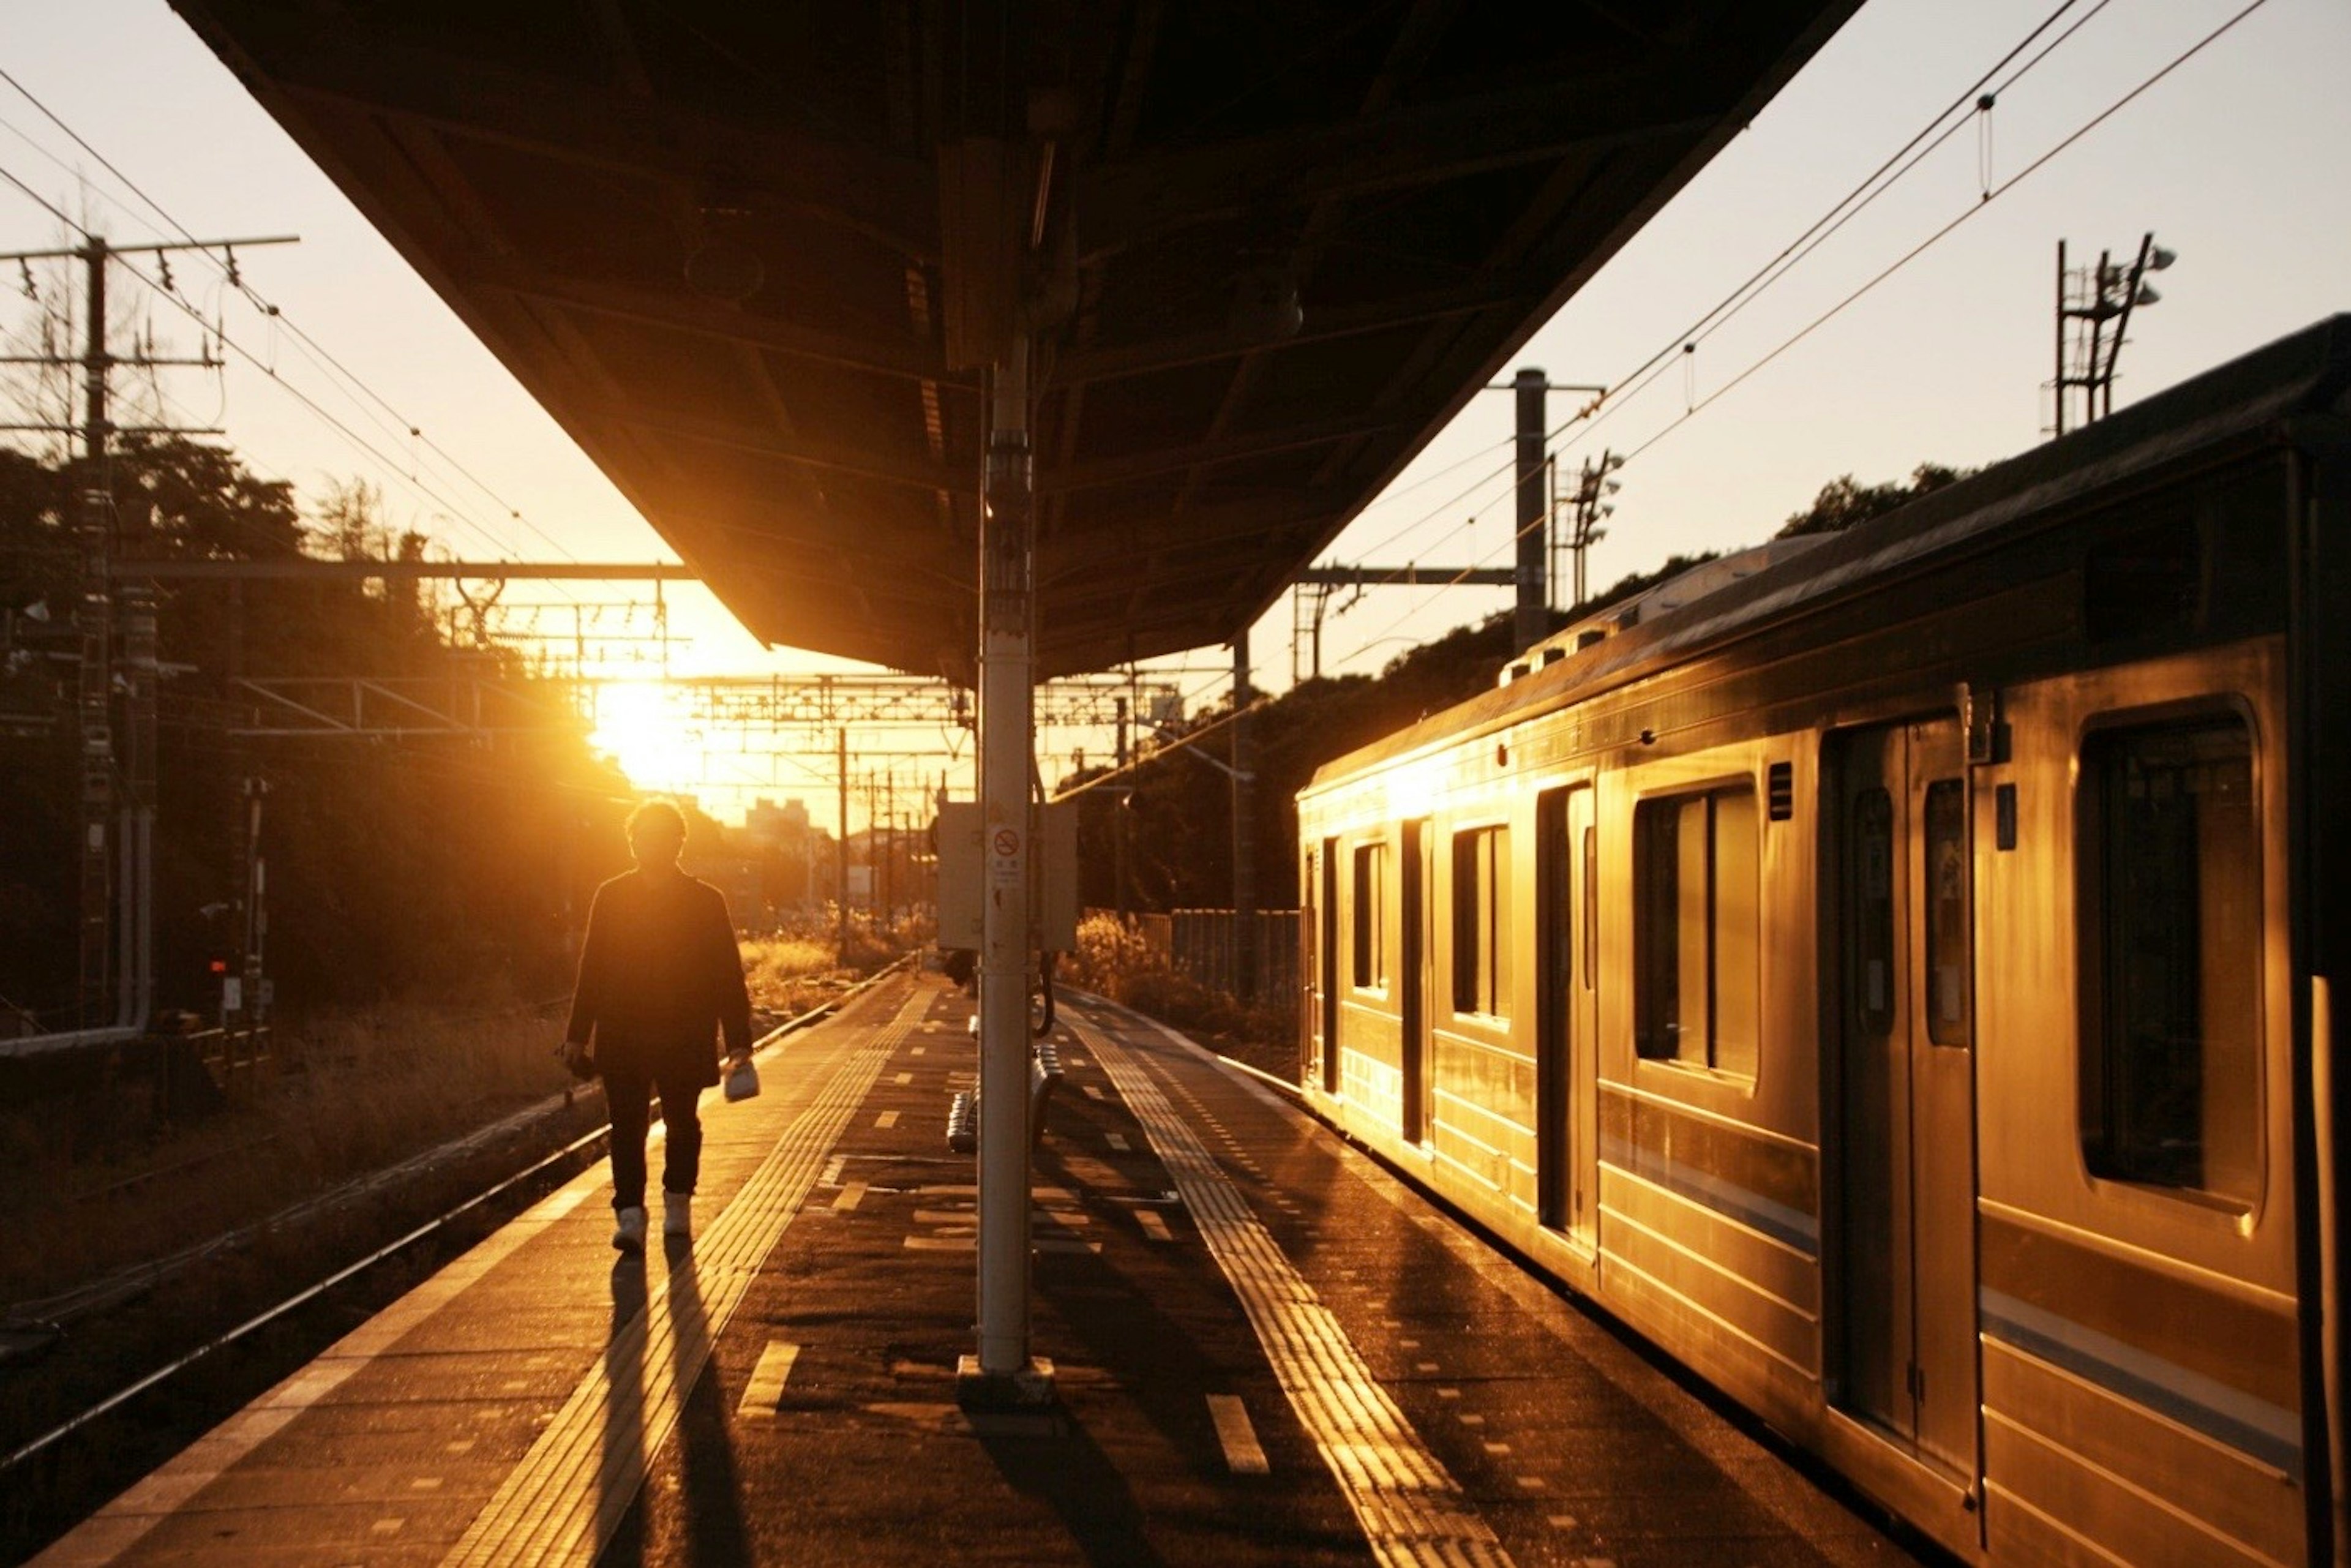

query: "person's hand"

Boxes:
[560, 1040, 597, 1081]
[724, 1046, 752, 1070]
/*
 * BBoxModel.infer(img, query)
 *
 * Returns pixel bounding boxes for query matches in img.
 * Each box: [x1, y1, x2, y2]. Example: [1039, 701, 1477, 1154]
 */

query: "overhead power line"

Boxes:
[1300, 0, 2118, 633]
[1327, 0, 2272, 672]
[1565, 0, 2107, 445]
[0, 62, 576, 563]
[1616, 0, 2271, 467]
[0, 162, 588, 570]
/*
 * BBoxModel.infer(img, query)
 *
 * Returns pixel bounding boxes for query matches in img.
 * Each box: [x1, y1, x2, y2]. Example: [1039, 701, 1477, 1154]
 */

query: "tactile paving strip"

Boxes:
[1073, 1015, 1515, 1568]
[440, 985, 927, 1567]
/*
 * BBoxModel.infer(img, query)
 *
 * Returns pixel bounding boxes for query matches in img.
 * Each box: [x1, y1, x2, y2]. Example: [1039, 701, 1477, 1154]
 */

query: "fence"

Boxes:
[1125, 909, 1299, 1005]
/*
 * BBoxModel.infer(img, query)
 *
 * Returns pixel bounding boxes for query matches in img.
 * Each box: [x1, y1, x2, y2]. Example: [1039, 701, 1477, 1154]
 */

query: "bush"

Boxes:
[1062, 910, 1153, 993]
[739, 907, 926, 1015]
[1064, 912, 1292, 1078]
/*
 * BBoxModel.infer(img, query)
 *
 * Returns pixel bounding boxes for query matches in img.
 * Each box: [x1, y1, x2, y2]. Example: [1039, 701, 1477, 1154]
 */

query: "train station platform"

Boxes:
[33, 972, 1919, 1567]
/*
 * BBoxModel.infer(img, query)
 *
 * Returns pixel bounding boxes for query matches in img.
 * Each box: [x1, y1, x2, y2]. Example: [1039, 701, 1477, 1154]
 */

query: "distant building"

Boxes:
[743, 797, 811, 844]
[732, 796, 825, 922]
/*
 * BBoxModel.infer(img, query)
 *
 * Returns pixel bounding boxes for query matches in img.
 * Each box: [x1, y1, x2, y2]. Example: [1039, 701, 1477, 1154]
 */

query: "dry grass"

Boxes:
[741, 910, 924, 1016]
[273, 999, 574, 1172]
[2, 994, 578, 1309]
[744, 932, 834, 991]
[3, 916, 928, 1314]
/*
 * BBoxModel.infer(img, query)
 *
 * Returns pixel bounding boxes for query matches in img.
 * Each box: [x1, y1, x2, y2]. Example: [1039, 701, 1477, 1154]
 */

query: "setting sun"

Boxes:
[588, 681, 701, 795]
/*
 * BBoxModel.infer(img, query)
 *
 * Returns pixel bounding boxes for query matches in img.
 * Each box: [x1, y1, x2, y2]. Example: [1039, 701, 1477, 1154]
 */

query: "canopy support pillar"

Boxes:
[961, 334, 1053, 1406]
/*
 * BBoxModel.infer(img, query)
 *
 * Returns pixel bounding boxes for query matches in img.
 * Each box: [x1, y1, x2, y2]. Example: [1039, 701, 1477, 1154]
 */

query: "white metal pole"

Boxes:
[974, 335, 1040, 1389]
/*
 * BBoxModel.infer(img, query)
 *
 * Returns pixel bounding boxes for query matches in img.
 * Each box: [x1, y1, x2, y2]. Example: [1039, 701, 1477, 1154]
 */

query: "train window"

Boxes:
[1351, 841, 1387, 989]
[1635, 785, 1760, 1075]
[1451, 826, 1511, 1018]
[1924, 781, 1970, 1046]
[2079, 718, 2260, 1202]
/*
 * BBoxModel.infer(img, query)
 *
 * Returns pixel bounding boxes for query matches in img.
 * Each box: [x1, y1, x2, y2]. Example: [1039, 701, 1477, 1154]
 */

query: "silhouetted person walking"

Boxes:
[564, 800, 753, 1250]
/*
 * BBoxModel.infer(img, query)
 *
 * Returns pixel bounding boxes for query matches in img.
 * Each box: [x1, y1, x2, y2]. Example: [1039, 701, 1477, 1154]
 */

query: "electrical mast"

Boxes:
[0, 230, 295, 1028]
[2052, 232, 2176, 437]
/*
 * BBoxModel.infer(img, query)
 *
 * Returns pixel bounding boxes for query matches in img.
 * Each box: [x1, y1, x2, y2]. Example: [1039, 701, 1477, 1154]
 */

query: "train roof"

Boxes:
[1306, 311, 2351, 793]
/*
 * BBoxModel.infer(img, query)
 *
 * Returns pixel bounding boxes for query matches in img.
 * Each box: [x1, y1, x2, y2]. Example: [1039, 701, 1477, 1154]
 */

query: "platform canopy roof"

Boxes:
[171, 0, 1858, 680]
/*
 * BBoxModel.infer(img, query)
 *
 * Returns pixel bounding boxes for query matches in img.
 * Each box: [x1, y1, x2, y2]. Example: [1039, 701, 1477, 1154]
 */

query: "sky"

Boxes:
[1, 0, 2345, 822]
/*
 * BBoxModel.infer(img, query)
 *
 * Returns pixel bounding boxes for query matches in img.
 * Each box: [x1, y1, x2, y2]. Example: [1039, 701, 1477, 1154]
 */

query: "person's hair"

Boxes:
[625, 799, 688, 845]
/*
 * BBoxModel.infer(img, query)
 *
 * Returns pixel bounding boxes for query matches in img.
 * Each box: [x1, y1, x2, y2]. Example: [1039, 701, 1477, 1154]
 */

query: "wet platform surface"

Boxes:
[35, 973, 1924, 1567]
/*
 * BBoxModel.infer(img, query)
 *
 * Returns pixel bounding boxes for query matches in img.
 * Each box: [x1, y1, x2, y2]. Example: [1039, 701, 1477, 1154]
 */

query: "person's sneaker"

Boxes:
[663, 1191, 692, 1239]
[612, 1206, 647, 1251]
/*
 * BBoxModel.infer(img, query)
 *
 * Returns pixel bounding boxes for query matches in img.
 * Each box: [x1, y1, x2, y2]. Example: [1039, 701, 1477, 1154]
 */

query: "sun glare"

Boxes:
[589, 681, 699, 793]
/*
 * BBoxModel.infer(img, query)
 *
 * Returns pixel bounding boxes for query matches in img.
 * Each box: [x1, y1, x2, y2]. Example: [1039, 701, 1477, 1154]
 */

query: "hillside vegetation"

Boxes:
[1, 437, 639, 1027]
[1070, 460, 1970, 914]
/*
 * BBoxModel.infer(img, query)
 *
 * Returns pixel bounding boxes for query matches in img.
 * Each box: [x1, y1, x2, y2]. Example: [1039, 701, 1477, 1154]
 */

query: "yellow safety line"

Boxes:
[440, 985, 925, 1567]
[1072, 1013, 1515, 1568]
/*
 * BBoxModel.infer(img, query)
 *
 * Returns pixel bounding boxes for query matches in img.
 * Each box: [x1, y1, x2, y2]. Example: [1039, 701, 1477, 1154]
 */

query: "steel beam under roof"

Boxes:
[168, 0, 1860, 680]
[216, 671, 1172, 739]
[114, 558, 701, 582]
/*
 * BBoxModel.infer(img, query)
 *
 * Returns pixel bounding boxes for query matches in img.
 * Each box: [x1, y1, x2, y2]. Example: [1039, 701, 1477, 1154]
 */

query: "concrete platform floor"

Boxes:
[35, 972, 1925, 1568]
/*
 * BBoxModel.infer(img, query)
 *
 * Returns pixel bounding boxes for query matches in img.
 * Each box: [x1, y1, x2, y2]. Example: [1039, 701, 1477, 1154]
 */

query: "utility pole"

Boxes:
[1112, 698, 1130, 924]
[1513, 367, 1548, 653]
[1231, 631, 1256, 1002]
[836, 726, 849, 958]
[2053, 232, 2175, 436]
[1484, 369, 1604, 655]
[75, 238, 113, 1026]
[2, 231, 293, 1029]
[239, 777, 268, 1028]
[880, 775, 894, 928]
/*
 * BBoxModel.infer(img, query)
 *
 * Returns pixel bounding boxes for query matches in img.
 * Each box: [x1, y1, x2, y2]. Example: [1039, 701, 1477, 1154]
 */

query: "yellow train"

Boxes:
[1295, 316, 2349, 1565]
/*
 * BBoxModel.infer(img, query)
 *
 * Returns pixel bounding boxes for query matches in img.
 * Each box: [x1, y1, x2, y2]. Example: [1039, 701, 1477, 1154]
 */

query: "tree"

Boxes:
[1071, 613, 1529, 913]
[114, 432, 303, 560]
[1067, 459, 1978, 922]
[0, 435, 634, 1021]
[1775, 463, 1971, 539]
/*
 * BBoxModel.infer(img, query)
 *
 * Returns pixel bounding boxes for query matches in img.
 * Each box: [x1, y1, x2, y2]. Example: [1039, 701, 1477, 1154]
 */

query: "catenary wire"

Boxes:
[0, 159, 555, 571]
[1328, 0, 2270, 670]
[1678, 0, 2120, 372]
[0, 63, 579, 563]
[1616, 0, 2272, 467]
[0, 86, 961, 825]
[0, 158, 562, 568]
[1551, 0, 2100, 447]
[1496, 0, 2112, 470]
[1301, 0, 2110, 607]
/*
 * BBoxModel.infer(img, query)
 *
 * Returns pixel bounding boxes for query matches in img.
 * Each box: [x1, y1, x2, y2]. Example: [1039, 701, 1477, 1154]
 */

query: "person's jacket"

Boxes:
[564, 868, 752, 1084]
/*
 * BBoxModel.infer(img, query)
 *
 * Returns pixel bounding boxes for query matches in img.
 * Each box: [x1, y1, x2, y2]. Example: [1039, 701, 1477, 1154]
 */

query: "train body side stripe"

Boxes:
[1598, 1145, 1818, 1257]
[1599, 1086, 1819, 1256]
[1979, 1212, 2301, 1414]
[1981, 1287, 2303, 1479]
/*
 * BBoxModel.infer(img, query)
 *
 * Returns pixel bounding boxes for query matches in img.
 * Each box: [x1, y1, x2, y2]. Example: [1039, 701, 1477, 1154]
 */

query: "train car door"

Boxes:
[1400, 819, 1432, 1142]
[1830, 719, 1979, 1488]
[1301, 844, 1321, 1084]
[1318, 839, 1340, 1094]
[1537, 786, 1598, 1242]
